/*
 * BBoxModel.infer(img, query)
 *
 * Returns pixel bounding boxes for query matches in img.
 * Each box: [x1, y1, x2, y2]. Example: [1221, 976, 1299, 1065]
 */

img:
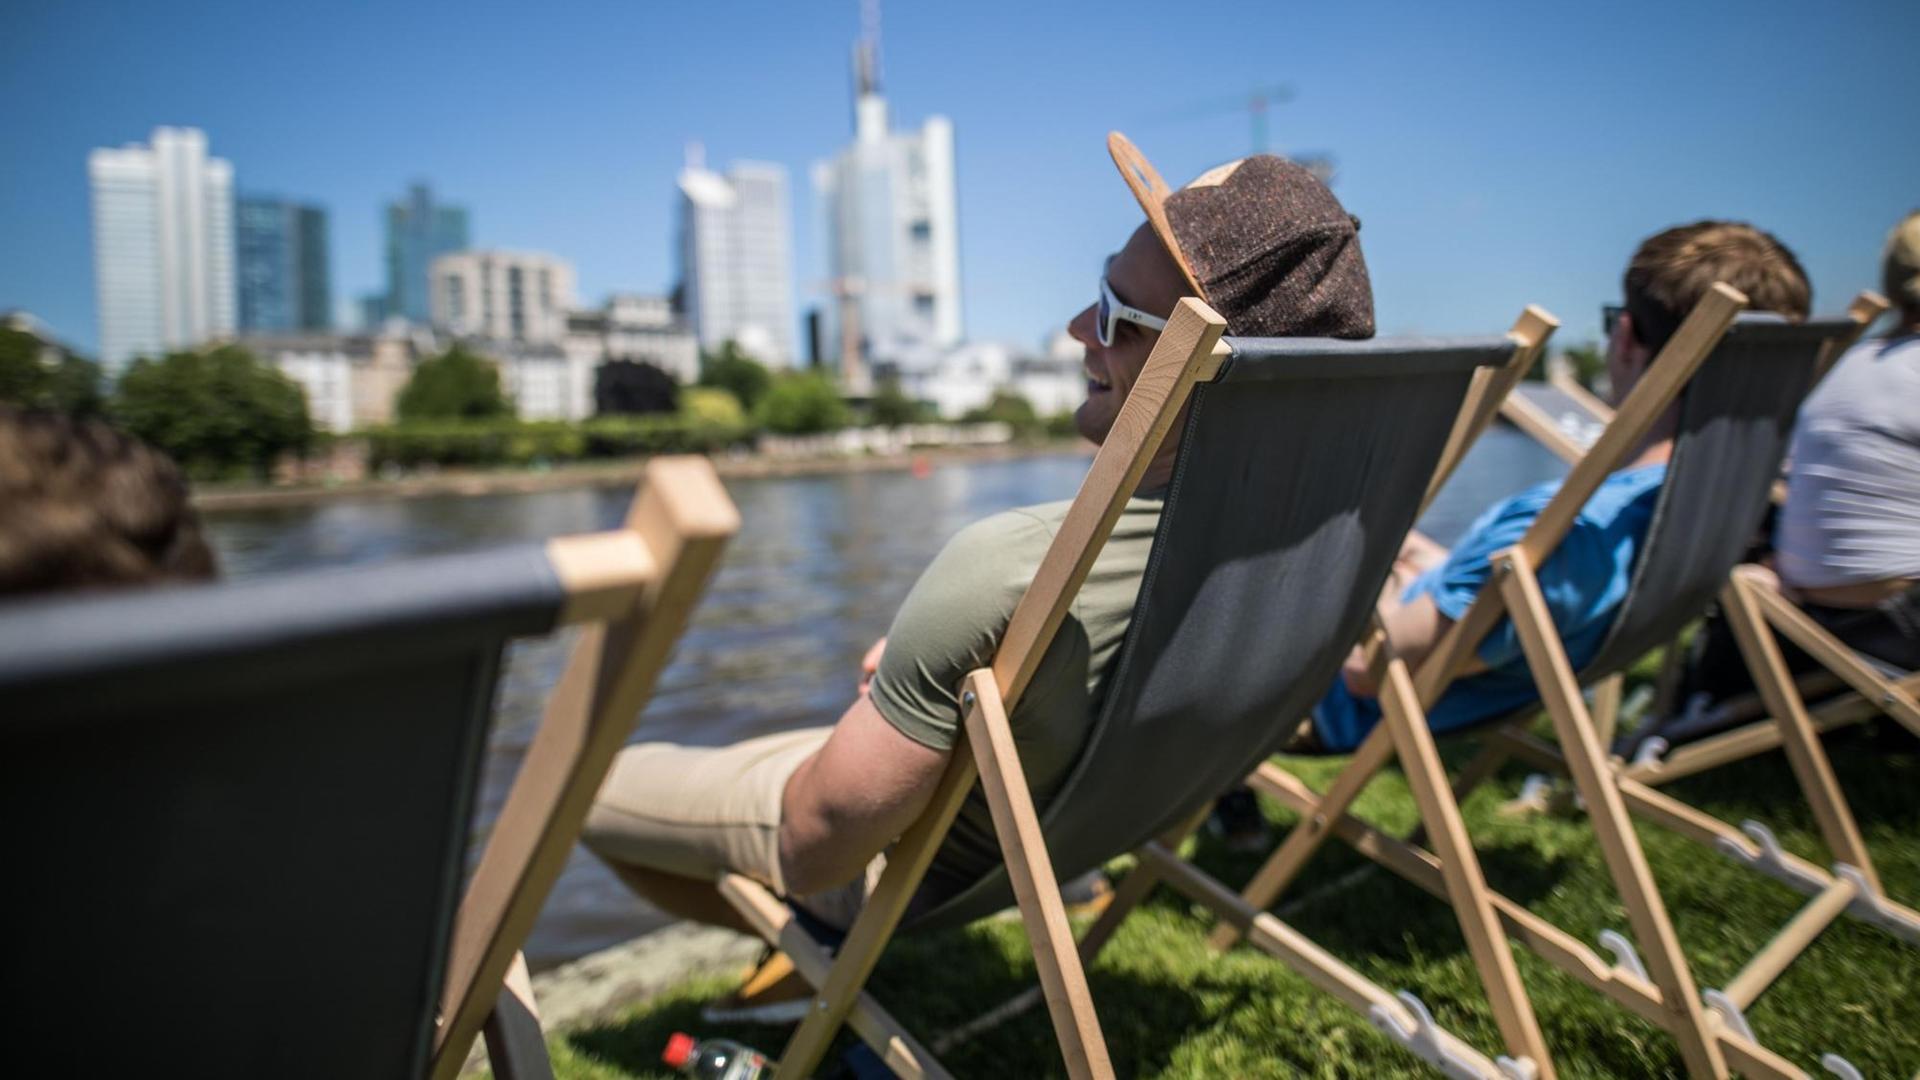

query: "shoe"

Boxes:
[1206, 787, 1273, 855]
[1060, 868, 1114, 918]
[700, 949, 816, 1025]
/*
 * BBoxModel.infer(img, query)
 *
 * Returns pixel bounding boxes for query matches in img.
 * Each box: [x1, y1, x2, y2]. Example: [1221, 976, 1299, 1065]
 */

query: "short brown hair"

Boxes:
[0, 405, 217, 597]
[1624, 221, 1811, 353]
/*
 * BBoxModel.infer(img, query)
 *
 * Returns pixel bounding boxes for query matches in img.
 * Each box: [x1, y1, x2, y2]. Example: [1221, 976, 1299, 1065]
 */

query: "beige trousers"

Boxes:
[581, 726, 882, 930]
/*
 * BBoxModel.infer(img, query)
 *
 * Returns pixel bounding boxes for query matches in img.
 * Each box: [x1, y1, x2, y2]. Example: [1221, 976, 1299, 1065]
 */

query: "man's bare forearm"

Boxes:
[777, 691, 946, 896]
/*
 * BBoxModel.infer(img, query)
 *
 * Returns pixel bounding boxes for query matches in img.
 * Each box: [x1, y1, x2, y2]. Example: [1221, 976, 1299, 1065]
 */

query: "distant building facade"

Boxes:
[88, 126, 236, 373]
[237, 196, 331, 334]
[812, 36, 961, 389]
[890, 333, 1084, 421]
[429, 250, 576, 345]
[677, 155, 797, 367]
[242, 331, 416, 432]
[384, 183, 469, 325]
[566, 293, 700, 387]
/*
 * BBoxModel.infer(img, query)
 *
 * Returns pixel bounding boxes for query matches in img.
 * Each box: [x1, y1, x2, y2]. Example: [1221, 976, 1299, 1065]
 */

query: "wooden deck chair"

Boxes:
[1621, 571, 1920, 790]
[1202, 286, 1908, 1077]
[1497, 291, 1890, 747]
[714, 299, 1545, 1079]
[0, 457, 736, 1080]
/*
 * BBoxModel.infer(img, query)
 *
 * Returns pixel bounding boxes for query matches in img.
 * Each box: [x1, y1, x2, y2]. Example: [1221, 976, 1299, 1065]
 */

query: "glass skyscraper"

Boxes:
[88, 126, 235, 373]
[383, 183, 470, 325]
[237, 196, 331, 333]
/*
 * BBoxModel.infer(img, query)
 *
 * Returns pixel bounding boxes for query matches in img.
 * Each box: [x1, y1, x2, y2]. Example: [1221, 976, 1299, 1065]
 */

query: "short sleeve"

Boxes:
[1413, 482, 1639, 669]
[1413, 489, 1547, 667]
[867, 510, 1053, 751]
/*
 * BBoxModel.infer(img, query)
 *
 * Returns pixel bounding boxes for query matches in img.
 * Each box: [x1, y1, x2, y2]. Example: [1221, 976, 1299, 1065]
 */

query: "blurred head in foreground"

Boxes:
[0, 404, 217, 597]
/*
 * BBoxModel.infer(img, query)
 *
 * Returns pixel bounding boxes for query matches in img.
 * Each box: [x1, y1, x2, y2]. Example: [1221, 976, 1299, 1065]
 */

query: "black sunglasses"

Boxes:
[1602, 303, 1632, 344]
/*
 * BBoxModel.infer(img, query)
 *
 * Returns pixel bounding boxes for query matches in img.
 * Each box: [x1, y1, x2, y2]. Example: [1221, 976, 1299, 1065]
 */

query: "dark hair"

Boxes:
[1624, 221, 1811, 353]
[0, 405, 217, 596]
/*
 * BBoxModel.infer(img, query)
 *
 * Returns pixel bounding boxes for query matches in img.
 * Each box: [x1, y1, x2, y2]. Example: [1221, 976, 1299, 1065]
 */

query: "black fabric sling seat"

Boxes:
[1581, 313, 1849, 683]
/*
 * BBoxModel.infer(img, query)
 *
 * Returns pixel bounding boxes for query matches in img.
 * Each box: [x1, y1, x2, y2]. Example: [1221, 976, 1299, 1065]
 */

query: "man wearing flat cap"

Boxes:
[582, 133, 1371, 956]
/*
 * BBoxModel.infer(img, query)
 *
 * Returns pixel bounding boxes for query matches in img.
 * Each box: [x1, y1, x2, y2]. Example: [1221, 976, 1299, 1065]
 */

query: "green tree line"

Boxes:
[1, 330, 1077, 478]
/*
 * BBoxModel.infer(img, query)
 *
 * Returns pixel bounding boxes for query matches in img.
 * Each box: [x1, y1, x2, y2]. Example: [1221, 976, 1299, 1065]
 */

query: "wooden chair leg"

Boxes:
[1078, 806, 1209, 967]
[1404, 729, 1518, 850]
[1592, 673, 1625, 751]
[1722, 575, 1880, 892]
[962, 670, 1115, 1080]
[770, 740, 980, 1080]
[1210, 725, 1397, 950]
[720, 875, 952, 1080]
[480, 952, 554, 1080]
[1376, 645, 1556, 1077]
[1740, 569, 1920, 738]
[1497, 550, 1729, 1078]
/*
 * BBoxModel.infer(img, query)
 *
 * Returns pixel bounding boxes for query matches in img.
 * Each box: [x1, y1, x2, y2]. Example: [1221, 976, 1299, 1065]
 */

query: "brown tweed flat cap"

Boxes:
[1109, 131, 1373, 339]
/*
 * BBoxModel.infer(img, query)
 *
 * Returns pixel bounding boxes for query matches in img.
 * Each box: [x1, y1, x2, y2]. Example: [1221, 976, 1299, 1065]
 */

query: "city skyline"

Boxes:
[10, 2, 1919, 359]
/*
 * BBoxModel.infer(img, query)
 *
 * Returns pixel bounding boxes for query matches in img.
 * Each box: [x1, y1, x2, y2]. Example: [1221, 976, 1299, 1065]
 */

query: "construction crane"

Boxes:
[1148, 83, 1338, 185]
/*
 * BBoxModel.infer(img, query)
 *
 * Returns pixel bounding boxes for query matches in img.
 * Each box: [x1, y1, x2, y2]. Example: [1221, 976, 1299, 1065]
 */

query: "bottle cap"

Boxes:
[662, 1032, 697, 1068]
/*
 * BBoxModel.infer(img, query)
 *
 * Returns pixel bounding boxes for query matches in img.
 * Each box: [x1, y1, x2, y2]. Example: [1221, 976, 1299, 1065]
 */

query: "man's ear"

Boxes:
[1616, 312, 1652, 379]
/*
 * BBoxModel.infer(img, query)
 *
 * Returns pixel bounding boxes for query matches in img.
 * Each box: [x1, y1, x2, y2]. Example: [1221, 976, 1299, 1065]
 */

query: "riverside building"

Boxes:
[429, 250, 577, 345]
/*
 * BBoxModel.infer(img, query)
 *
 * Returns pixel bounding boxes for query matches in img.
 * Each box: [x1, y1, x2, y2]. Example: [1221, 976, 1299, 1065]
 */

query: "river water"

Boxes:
[201, 428, 1564, 970]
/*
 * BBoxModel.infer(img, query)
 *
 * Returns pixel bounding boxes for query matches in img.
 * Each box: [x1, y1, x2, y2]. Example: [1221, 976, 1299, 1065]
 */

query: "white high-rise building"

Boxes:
[676, 155, 797, 368]
[429, 250, 577, 345]
[813, 27, 961, 390]
[89, 127, 236, 373]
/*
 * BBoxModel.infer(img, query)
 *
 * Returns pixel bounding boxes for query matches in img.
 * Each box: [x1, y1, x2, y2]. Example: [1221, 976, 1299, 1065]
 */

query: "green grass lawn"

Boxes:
[528, 714, 1920, 1078]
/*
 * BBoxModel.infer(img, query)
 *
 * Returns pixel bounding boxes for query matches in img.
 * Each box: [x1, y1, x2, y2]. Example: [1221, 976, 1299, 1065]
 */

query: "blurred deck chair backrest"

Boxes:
[0, 457, 736, 1080]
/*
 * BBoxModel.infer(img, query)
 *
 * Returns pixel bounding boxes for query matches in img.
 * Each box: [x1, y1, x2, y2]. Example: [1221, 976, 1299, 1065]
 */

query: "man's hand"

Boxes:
[1391, 530, 1449, 590]
[1341, 590, 1452, 697]
[858, 636, 886, 696]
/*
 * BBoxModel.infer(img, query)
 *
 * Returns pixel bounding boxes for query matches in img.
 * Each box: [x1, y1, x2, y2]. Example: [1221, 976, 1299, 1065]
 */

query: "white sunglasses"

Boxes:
[1096, 255, 1167, 347]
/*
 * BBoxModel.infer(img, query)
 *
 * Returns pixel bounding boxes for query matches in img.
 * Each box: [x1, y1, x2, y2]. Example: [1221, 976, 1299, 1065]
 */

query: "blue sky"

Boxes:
[5, 0, 1917, 356]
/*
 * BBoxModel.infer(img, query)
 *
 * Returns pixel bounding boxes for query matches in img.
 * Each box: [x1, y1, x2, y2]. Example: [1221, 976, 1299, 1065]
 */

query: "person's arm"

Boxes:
[778, 688, 945, 895]
[1340, 590, 1456, 696]
[1341, 529, 1455, 695]
[775, 510, 1038, 896]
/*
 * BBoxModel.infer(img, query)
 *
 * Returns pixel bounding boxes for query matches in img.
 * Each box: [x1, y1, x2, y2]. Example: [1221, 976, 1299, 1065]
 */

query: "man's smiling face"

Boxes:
[1065, 223, 1189, 445]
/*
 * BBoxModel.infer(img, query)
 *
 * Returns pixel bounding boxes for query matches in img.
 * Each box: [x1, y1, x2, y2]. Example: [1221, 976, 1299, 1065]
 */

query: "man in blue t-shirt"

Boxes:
[1302, 221, 1814, 754]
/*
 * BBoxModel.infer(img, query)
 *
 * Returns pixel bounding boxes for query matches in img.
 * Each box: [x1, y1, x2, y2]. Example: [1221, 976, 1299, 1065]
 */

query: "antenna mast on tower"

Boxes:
[862, 0, 883, 92]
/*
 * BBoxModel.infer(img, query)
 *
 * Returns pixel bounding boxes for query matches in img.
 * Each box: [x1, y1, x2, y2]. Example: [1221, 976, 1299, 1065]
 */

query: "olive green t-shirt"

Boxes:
[868, 493, 1164, 895]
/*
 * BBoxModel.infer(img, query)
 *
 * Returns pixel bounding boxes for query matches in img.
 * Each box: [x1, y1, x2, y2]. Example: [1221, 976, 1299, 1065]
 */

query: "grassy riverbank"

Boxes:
[505, 696, 1919, 1076]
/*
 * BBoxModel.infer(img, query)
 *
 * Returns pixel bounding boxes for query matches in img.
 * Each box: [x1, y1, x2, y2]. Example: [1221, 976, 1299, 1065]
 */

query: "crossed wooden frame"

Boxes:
[428, 457, 740, 1080]
[1144, 284, 1905, 1079]
[710, 296, 1564, 1079]
[1488, 292, 1920, 969]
